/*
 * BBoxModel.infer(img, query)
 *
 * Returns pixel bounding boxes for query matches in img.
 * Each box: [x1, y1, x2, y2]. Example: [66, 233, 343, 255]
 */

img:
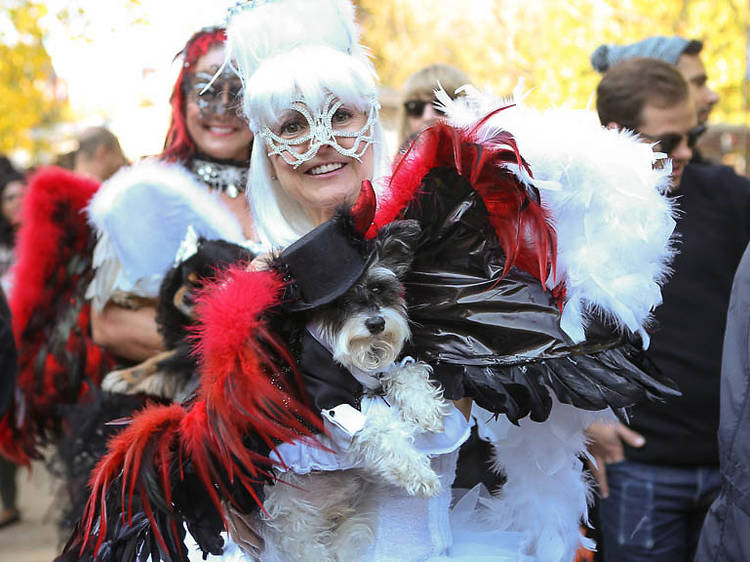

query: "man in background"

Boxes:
[591, 36, 719, 164]
[73, 126, 128, 182]
[588, 57, 750, 561]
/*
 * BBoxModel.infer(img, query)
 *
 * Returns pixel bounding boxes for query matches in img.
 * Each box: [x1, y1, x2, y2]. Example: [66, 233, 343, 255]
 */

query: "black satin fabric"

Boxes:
[400, 167, 678, 422]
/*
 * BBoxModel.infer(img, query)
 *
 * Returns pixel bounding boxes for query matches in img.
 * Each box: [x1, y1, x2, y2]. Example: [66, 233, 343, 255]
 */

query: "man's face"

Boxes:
[676, 53, 719, 124]
[637, 98, 697, 190]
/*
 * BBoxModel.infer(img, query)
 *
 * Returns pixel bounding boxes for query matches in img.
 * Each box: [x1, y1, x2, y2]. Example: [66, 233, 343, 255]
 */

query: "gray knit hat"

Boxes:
[591, 36, 692, 73]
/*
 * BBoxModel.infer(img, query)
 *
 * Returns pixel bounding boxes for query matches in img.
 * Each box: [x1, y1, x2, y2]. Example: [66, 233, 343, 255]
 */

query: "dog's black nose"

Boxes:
[365, 316, 386, 334]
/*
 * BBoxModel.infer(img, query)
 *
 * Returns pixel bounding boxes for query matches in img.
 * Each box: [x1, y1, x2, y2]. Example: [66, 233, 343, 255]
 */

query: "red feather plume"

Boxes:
[79, 265, 321, 555]
[370, 110, 557, 285]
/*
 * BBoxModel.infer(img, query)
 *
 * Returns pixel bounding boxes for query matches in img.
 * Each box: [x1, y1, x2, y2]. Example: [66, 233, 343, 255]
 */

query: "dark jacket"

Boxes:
[696, 242, 750, 561]
[0, 289, 16, 418]
[625, 163, 750, 466]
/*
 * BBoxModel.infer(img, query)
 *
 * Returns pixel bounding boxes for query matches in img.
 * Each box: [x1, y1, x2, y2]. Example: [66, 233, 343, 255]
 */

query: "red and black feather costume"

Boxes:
[0, 167, 116, 465]
[63, 116, 677, 561]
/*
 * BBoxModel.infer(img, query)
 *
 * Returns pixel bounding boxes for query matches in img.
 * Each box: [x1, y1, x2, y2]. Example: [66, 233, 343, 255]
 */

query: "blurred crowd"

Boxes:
[0, 23, 748, 562]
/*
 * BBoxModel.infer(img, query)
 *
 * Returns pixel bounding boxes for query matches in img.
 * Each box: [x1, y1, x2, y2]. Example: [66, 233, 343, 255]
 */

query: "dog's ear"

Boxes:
[376, 219, 422, 278]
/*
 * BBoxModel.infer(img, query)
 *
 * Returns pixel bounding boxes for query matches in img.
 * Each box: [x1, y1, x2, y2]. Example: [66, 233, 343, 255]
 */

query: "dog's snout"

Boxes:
[365, 316, 386, 335]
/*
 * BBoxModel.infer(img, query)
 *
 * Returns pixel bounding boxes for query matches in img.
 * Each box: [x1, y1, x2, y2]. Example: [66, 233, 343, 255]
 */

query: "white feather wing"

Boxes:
[86, 160, 246, 308]
[441, 88, 676, 347]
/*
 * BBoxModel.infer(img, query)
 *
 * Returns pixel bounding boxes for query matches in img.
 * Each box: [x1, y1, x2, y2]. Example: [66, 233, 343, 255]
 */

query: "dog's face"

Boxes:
[157, 239, 253, 347]
[316, 220, 422, 373]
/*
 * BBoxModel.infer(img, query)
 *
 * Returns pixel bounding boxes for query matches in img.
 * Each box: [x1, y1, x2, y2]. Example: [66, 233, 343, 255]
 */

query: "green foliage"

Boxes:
[356, 0, 749, 124]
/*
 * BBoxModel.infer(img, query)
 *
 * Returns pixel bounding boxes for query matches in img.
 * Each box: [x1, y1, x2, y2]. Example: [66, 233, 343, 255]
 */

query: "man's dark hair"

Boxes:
[682, 39, 704, 56]
[596, 58, 690, 131]
[76, 127, 123, 158]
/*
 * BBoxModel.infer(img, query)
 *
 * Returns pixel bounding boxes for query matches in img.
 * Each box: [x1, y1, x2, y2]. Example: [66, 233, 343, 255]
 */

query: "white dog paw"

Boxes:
[402, 463, 442, 497]
[399, 399, 447, 432]
[101, 369, 137, 394]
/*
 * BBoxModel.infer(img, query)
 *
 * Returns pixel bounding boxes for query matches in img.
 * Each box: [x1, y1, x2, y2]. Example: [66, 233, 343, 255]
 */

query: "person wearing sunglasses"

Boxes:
[598, 58, 698, 191]
[591, 36, 720, 167]
[588, 57, 750, 562]
[397, 64, 470, 148]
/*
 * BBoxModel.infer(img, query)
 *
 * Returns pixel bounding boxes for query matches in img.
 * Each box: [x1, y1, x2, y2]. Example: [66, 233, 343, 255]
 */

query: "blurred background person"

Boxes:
[72, 126, 128, 182]
[53, 151, 77, 171]
[0, 157, 27, 289]
[0, 285, 18, 530]
[398, 63, 470, 148]
[695, 241, 750, 561]
[0, 156, 23, 529]
[588, 57, 750, 562]
[0, 26, 256, 542]
[591, 36, 719, 164]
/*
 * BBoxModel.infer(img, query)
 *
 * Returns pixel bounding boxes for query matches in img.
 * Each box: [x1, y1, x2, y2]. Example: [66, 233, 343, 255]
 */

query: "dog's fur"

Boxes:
[101, 239, 253, 400]
[261, 219, 449, 561]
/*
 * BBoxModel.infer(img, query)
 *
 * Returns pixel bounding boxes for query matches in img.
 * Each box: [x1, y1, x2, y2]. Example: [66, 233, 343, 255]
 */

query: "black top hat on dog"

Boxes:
[274, 180, 377, 311]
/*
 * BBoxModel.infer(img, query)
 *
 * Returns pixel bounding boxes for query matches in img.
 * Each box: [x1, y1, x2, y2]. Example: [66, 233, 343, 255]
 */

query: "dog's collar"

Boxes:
[189, 157, 248, 198]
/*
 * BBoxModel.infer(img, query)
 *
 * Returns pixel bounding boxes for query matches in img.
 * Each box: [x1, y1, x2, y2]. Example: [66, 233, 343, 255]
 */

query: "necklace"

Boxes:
[189, 157, 249, 198]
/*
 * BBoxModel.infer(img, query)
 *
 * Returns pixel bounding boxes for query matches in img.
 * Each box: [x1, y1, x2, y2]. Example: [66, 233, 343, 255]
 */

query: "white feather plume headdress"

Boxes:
[224, 0, 377, 132]
[223, 0, 390, 251]
[437, 86, 677, 348]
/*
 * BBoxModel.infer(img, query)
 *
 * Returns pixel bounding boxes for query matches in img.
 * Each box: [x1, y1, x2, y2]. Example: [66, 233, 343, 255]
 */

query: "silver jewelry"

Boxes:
[260, 94, 379, 169]
[190, 158, 248, 198]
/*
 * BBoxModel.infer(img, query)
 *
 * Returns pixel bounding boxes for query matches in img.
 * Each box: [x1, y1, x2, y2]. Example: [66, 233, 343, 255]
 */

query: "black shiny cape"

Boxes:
[400, 167, 678, 422]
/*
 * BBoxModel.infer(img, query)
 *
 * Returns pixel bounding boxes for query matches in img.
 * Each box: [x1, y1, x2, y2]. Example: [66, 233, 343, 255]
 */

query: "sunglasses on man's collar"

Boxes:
[639, 124, 707, 155]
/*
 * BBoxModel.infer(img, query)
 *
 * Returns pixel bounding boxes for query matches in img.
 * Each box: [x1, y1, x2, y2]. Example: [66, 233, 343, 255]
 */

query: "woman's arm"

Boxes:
[91, 302, 165, 362]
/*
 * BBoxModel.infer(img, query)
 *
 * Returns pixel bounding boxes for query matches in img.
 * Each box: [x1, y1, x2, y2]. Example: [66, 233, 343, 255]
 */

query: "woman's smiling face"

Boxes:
[266, 98, 375, 224]
[185, 46, 253, 161]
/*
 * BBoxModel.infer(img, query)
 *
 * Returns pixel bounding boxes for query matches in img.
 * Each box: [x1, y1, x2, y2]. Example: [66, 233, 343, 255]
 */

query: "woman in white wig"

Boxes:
[63, 1, 680, 561]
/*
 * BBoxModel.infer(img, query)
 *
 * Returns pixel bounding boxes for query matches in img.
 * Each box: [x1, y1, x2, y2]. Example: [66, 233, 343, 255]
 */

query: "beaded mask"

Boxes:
[261, 94, 379, 168]
[185, 67, 244, 121]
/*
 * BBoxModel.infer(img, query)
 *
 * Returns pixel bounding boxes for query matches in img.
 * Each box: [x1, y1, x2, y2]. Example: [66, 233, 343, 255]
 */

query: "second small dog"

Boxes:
[261, 219, 449, 561]
[101, 238, 253, 401]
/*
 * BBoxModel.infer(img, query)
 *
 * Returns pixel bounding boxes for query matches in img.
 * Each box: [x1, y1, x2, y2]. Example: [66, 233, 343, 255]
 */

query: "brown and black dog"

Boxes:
[101, 238, 253, 401]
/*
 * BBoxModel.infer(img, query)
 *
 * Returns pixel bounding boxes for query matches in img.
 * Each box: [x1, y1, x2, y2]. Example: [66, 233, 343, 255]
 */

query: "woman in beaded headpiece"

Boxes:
[0, 25, 258, 541]
[87, 26, 256, 362]
[63, 1, 680, 561]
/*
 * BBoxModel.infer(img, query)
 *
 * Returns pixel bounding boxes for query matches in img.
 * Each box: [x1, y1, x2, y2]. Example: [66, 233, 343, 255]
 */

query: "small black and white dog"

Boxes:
[315, 218, 447, 492]
[261, 219, 449, 561]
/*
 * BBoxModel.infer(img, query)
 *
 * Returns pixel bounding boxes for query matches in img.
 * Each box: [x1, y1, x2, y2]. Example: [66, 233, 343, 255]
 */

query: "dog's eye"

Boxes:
[370, 285, 381, 294]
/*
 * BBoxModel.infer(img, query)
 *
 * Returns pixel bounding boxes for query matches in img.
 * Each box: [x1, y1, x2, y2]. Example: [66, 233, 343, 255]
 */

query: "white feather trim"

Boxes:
[437, 87, 677, 348]
[476, 401, 614, 562]
[86, 160, 245, 309]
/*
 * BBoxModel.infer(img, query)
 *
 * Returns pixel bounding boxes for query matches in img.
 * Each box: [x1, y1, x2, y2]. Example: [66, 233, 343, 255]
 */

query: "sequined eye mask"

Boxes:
[187, 69, 244, 120]
[261, 94, 379, 168]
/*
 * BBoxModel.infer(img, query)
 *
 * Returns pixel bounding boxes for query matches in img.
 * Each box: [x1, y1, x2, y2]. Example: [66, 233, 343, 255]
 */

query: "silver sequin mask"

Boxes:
[261, 94, 379, 168]
[187, 67, 244, 121]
